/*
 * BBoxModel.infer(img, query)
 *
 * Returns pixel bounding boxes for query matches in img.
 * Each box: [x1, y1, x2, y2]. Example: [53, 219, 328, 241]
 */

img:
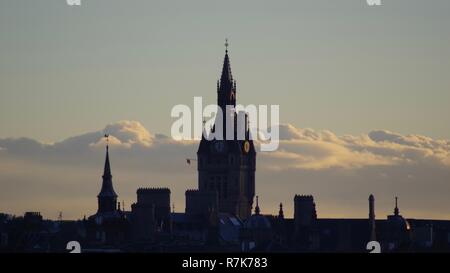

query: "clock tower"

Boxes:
[197, 43, 256, 220]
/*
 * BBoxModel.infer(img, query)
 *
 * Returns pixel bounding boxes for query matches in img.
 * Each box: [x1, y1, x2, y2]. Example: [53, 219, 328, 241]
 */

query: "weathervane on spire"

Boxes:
[225, 38, 229, 52]
[104, 134, 109, 149]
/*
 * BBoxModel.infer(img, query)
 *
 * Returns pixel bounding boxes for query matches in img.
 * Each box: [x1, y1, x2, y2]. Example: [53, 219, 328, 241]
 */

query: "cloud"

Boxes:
[2, 121, 448, 172]
[259, 124, 450, 171]
[1, 121, 450, 220]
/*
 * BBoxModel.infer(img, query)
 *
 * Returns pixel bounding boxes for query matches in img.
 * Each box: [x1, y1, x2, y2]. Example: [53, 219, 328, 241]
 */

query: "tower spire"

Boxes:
[103, 134, 111, 179]
[97, 134, 118, 214]
[220, 44, 233, 85]
[217, 39, 236, 138]
[197, 44, 256, 221]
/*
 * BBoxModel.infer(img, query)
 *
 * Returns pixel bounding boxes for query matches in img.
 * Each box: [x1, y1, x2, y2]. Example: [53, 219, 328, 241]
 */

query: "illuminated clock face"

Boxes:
[214, 141, 225, 153]
[243, 141, 250, 153]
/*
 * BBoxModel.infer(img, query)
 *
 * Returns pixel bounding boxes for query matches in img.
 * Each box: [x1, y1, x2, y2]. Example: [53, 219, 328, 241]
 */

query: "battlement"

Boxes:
[294, 195, 314, 201]
[24, 212, 41, 217]
[294, 195, 317, 229]
[23, 212, 43, 224]
[137, 187, 171, 194]
[136, 187, 171, 208]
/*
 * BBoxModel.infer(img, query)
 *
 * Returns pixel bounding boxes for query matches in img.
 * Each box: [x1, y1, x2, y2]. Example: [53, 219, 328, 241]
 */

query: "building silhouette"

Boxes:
[97, 144, 118, 214]
[197, 47, 256, 220]
[85, 143, 128, 247]
[3, 44, 450, 253]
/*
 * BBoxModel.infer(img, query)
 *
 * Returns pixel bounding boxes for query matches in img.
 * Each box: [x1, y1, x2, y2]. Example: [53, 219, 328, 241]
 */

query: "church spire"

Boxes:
[103, 141, 111, 179]
[97, 135, 118, 214]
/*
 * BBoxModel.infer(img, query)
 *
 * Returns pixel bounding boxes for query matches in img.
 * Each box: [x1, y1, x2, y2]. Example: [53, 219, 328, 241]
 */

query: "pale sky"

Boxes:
[1, 0, 450, 142]
[1, 0, 450, 220]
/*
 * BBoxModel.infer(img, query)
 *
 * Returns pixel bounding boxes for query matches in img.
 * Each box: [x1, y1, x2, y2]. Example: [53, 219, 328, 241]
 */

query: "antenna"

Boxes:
[225, 38, 229, 52]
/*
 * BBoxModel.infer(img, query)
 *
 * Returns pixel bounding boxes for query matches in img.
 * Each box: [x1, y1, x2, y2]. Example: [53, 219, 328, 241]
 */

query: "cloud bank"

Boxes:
[1, 121, 450, 220]
[261, 124, 450, 171]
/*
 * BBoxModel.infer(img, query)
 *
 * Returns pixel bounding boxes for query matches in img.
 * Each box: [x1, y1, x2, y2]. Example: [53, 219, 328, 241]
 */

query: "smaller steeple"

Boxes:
[394, 196, 399, 216]
[98, 134, 117, 198]
[103, 136, 111, 180]
[278, 203, 284, 219]
[97, 134, 118, 214]
[255, 196, 260, 215]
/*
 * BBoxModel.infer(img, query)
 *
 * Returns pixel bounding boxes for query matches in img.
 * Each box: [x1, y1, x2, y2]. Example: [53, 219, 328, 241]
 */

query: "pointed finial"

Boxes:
[279, 203, 284, 219]
[172, 203, 175, 213]
[255, 195, 260, 215]
[225, 38, 229, 53]
[104, 134, 109, 150]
